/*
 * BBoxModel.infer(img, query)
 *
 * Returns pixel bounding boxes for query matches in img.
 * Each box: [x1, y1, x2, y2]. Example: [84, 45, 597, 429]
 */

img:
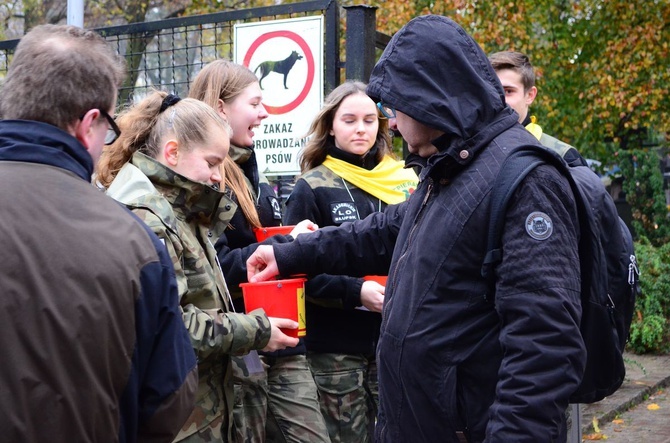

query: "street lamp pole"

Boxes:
[67, 0, 84, 28]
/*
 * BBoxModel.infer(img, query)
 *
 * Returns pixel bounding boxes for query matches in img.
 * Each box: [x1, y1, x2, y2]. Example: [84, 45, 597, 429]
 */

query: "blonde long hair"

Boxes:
[96, 90, 229, 188]
[300, 81, 392, 173]
[190, 60, 262, 229]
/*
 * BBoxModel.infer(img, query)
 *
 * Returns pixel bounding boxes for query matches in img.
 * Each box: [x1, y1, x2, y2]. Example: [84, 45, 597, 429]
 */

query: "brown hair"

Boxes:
[300, 81, 392, 173]
[0, 24, 126, 129]
[488, 51, 536, 93]
[190, 60, 262, 228]
[96, 90, 229, 188]
[220, 157, 261, 228]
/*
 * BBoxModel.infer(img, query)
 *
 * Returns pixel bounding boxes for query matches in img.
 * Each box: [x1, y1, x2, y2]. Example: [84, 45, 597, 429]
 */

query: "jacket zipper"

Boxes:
[381, 178, 434, 327]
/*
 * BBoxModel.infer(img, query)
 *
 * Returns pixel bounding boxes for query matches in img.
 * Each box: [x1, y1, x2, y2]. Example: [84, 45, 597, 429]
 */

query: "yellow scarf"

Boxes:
[322, 155, 418, 204]
[525, 115, 543, 140]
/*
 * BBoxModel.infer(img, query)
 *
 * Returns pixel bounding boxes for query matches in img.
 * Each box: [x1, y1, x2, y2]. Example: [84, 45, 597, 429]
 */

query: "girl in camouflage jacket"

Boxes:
[96, 91, 300, 442]
[189, 60, 329, 443]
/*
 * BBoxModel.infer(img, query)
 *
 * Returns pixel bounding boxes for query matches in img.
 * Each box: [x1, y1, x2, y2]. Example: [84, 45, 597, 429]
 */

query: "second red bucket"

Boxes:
[364, 275, 388, 286]
[240, 277, 306, 338]
[253, 226, 295, 242]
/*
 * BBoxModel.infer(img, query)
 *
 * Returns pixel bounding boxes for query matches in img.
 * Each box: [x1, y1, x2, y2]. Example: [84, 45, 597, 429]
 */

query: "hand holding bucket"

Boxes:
[358, 275, 387, 312]
[253, 220, 318, 242]
[240, 277, 307, 338]
[363, 275, 387, 286]
[253, 226, 294, 242]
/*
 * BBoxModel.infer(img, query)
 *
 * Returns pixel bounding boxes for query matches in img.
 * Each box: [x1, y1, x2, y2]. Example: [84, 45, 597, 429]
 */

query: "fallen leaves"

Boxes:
[583, 418, 609, 440]
[583, 433, 608, 440]
[593, 418, 601, 433]
[583, 389, 666, 440]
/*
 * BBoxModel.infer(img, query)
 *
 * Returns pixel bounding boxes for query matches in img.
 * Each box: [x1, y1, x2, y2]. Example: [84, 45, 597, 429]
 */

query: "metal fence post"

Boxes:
[567, 403, 581, 443]
[343, 5, 377, 82]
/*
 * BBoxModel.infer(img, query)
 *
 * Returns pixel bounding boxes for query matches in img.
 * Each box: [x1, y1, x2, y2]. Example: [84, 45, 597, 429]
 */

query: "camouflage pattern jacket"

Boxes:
[213, 144, 304, 358]
[215, 144, 283, 298]
[107, 152, 272, 442]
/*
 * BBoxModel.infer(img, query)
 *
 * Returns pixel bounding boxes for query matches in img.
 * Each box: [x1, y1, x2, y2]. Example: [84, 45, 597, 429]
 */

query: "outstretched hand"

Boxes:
[247, 245, 279, 282]
[360, 280, 385, 313]
[289, 219, 318, 238]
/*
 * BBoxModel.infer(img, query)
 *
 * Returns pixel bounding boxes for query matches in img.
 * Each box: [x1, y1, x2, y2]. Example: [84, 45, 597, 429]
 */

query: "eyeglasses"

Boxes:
[377, 101, 396, 119]
[100, 109, 121, 145]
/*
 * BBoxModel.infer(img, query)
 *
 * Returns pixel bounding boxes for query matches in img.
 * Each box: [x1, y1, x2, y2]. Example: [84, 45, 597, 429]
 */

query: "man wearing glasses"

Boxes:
[247, 15, 583, 443]
[0, 24, 196, 442]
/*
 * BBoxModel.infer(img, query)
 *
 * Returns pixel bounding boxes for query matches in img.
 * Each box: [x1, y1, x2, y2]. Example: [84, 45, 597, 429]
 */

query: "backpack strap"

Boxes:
[481, 148, 546, 281]
[482, 145, 574, 279]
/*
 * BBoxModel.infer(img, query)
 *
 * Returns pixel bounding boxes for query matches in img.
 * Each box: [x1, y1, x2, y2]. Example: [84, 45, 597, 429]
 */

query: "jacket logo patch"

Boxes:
[330, 202, 359, 224]
[268, 196, 282, 220]
[525, 211, 553, 240]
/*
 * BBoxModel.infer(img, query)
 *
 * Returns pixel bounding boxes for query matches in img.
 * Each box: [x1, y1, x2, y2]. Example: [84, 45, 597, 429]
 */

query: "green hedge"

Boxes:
[612, 148, 670, 354]
[627, 237, 670, 354]
[619, 149, 670, 247]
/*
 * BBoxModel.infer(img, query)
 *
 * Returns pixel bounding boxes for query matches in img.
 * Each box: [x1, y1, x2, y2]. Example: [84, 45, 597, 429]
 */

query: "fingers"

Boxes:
[301, 219, 318, 231]
[360, 281, 385, 313]
[263, 335, 299, 352]
[263, 318, 301, 352]
[289, 219, 319, 238]
[365, 281, 385, 293]
[246, 254, 263, 281]
[249, 268, 276, 283]
[279, 335, 300, 349]
[269, 317, 299, 330]
[246, 245, 278, 282]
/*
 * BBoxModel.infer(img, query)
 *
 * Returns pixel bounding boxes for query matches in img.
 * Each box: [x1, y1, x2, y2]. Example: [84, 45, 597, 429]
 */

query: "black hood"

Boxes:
[367, 15, 516, 157]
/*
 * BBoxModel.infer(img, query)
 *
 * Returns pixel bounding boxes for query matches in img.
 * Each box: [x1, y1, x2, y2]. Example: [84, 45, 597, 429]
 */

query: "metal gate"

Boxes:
[0, 0, 339, 106]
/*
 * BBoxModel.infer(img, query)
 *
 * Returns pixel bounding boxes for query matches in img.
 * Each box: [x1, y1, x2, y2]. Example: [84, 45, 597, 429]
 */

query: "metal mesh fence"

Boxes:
[104, 19, 237, 102]
[0, 0, 338, 107]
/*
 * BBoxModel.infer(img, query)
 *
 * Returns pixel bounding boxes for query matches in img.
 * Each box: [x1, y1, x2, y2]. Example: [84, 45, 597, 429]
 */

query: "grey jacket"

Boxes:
[0, 120, 197, 442]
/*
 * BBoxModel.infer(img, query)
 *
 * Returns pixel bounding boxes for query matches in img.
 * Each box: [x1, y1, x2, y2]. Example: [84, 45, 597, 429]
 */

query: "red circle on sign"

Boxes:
[243, 30, 315, 115]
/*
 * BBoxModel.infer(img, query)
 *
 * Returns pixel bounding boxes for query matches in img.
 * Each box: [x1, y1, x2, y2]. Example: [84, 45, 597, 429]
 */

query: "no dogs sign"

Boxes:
[235, 16, 324, 176]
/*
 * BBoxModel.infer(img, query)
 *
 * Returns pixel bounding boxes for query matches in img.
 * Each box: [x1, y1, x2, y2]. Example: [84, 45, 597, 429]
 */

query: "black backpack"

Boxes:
[481, 144, 640, 404]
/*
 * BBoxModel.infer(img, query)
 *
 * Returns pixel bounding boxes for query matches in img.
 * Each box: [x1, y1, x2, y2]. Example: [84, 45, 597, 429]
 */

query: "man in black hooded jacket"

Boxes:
[246, 15, 585, 442]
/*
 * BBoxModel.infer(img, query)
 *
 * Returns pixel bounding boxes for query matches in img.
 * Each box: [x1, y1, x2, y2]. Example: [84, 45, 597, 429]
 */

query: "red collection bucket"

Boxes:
[364, 275, 388, 286]
[253, 226, 295, 242]
[240, 277, 306, 338]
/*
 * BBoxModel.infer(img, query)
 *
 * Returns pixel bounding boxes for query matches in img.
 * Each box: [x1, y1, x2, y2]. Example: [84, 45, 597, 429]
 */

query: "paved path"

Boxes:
[579, 353, 670, 442]
[590, 387, 670, 442]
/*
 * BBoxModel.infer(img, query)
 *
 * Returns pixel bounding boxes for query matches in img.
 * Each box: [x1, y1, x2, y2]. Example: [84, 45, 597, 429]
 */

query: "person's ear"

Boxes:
[217, 99, 228, 119]
[163, 139, 180, 167]
[525, 86, 538, 106]
[73, 109, 100, 152]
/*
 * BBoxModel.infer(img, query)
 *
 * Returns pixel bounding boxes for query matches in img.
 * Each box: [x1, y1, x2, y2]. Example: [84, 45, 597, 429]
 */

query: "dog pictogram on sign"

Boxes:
[243, 30, 315, 115]
[234, 16, 323, 176]
[254, 50, 304, 90]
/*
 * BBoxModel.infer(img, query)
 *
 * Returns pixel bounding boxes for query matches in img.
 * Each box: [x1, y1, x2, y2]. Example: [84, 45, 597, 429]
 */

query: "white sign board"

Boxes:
[235, 16, 324, 177]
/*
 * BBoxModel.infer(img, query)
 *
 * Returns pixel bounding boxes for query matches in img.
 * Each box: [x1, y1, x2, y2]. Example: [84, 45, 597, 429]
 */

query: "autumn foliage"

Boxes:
[362, 0, 670, 161]
[4, 0, 668, 162]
